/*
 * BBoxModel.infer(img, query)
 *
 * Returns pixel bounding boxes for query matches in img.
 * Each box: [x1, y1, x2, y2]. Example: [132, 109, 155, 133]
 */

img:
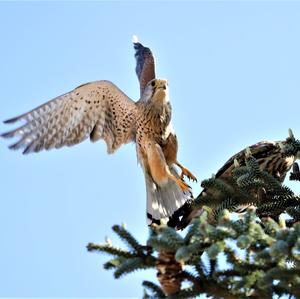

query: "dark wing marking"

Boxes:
[133, 36, 156, 96]
[1, 81, 137, 154]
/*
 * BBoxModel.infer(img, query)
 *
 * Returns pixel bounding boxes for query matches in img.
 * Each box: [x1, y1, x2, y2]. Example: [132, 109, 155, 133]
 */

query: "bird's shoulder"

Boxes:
[215, 140, 279, 178]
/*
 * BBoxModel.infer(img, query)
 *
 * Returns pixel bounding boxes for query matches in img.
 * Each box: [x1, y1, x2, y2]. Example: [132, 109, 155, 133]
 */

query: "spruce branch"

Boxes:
[86, 242, 136, 258]
[112, 224, 144, 254]
[88, 225, 157, 280]
[89, 210, 300, 298]
[142, 281, 165, 299]
[89, 144, 300, 298]
[114, 256, 154, 278]
[201, 176, 235, 198]
[147, 235, 175, 252]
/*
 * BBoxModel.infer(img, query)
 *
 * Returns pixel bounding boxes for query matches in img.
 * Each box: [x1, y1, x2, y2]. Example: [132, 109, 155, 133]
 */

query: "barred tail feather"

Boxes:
[145, 166, 191, 225]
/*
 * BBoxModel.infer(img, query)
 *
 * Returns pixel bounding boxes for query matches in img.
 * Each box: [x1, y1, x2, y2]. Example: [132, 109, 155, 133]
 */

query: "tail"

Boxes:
[145, 166, 192, 225]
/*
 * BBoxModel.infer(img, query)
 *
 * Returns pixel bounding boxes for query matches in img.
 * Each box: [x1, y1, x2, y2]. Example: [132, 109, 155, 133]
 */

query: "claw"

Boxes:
[180, 167, 197, 182]
[175, 178, 191, 192]
[176, 161, 197, 182]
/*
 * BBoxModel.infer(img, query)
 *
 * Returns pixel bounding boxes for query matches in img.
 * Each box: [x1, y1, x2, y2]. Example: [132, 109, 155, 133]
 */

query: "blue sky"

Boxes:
[1, 1, 300, 297]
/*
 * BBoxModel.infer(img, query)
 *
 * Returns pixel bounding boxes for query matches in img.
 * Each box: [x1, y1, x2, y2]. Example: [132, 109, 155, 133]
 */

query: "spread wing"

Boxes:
[133, 36, 156, 96]
[2, 80, 137, 154]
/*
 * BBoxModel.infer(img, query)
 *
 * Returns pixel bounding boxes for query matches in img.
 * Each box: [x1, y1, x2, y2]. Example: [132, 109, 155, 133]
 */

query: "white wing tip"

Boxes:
[132, 34, 139, 44]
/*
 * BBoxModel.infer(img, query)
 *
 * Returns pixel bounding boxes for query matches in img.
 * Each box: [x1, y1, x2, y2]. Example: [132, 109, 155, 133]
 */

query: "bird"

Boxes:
[176, 130, 300, 229]
[1, 37, 196, 226]
[132, 36, 196, 224]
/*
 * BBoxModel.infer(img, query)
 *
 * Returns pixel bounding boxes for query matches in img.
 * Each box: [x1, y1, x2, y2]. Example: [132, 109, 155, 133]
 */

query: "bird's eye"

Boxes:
[151, 81, 156, 87]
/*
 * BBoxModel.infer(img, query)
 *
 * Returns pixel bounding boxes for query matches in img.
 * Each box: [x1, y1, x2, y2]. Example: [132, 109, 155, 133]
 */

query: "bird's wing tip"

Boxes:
[132, 35, 139, 44]
[3, 118, 17, 124]
[1, 131, 13, 138]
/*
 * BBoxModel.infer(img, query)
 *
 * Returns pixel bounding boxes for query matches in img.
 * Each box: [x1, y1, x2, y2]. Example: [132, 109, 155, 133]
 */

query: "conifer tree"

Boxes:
[88, 132, 300, 298]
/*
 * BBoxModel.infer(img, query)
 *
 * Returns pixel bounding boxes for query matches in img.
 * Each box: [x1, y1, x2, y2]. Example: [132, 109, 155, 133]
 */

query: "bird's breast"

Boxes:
[135, 103, 172, 148]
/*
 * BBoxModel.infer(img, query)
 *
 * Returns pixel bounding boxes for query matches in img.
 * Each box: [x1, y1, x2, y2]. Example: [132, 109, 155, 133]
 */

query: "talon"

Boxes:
[175, 178, 191, 192]
[176, 162, 197, 182]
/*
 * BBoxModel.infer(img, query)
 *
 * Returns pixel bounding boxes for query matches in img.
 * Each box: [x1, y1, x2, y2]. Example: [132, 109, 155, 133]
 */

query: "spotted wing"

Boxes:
[2, 80, 137, 154]
[175, 140, 296, 230]
[215, 141, 291, 182]
[133, 36, 156, 96]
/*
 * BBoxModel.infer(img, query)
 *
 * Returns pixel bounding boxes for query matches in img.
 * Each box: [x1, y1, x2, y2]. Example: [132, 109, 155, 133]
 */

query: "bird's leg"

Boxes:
[145, 141, 191, 192]
[175, 161, 197, 182]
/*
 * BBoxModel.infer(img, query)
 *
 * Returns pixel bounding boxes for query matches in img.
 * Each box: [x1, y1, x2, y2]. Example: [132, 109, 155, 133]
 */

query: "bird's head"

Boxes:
[142, 79, 169, 104]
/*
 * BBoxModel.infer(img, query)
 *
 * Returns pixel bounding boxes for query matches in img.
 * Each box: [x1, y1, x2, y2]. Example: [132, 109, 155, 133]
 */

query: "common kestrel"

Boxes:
[1, 38, 196, 225]
[177, 131, 300, 229]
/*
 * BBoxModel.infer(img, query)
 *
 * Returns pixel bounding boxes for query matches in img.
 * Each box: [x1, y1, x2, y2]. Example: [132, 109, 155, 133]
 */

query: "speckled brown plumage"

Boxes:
[176, 138, 300, 229]
[2, 81, 137, 154]
[2, 78, 196, 224]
